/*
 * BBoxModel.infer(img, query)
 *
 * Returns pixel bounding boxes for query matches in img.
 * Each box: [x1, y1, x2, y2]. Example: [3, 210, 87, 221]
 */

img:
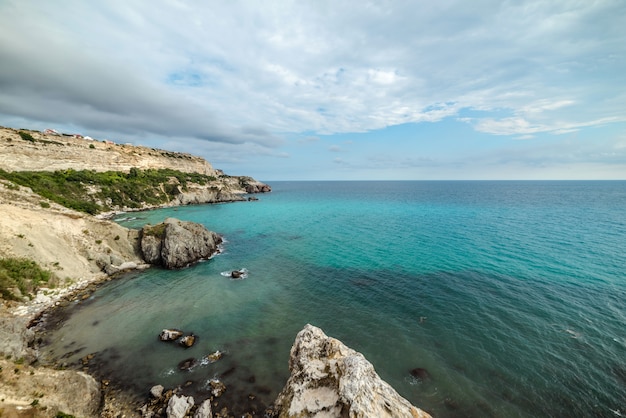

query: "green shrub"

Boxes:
[18, 131, 36, 142]
[143, 223, 166, 239]
[89, 143, 95, 149]
[0, 168, 228, 214]
[0, 258, 54, 301]
[40, 201, 50, 208]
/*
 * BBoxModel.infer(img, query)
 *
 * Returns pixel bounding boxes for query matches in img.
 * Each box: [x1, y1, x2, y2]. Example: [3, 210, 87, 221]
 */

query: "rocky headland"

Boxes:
[0, 126, 430, 417]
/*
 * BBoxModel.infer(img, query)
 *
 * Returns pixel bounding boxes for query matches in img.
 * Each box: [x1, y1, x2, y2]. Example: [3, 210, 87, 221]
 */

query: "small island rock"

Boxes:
[141, 218, 222, 269]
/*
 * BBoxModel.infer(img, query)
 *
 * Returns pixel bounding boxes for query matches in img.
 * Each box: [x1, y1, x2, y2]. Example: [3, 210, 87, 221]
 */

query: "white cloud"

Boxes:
[0, 0, 624, 176]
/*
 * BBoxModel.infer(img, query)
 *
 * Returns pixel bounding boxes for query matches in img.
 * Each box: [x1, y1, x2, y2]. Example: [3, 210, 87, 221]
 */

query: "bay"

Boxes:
[41, 181, 626, 417]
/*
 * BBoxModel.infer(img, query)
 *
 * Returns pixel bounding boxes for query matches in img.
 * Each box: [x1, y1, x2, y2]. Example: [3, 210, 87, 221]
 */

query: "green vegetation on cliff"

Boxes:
[0, 168, 218, 214]
[0, 258, 55, 301]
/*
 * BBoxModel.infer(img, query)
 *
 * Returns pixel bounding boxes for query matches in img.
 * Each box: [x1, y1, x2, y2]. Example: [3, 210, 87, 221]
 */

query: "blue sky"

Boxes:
[0, 1, 625, 180]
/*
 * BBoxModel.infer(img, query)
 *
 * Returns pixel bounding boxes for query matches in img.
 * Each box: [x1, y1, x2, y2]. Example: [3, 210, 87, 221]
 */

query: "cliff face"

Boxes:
[0, 126, 271, 214]
[0, 127, 217, 175]
[271, 324, 432, 418]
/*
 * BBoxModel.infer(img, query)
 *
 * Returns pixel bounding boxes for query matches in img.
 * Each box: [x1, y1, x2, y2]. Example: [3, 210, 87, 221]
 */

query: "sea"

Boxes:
[40, 181, 626, 417]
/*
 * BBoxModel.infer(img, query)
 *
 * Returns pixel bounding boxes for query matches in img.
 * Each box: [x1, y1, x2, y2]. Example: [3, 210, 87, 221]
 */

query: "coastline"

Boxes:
[0, 176, 259, 416]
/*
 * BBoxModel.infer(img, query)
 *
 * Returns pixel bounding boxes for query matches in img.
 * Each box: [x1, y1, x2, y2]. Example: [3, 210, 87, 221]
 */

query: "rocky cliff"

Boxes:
[271, 324, 432, 418]
[0, 127, 216, 175]
[0, 126, 271, 214]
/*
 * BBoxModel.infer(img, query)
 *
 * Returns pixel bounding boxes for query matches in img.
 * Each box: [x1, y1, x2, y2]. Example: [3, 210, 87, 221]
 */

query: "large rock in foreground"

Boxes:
[271, 324, 432, 418]
[0, 358, 101, 418]
[140, 218, 222, 269]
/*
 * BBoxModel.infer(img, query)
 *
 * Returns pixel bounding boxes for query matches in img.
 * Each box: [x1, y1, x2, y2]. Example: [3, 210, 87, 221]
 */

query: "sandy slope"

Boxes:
[0, 180, 142, 305]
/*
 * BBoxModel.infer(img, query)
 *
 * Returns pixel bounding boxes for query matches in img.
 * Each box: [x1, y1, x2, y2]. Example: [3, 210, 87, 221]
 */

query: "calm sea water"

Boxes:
[42, 181, 626, 417]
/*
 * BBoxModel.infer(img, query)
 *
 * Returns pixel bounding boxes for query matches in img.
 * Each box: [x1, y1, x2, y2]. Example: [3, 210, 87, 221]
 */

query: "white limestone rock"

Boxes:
[193, 399, 213, 418]
[166, 394, 194, 418]
[272, 324, 432, 418]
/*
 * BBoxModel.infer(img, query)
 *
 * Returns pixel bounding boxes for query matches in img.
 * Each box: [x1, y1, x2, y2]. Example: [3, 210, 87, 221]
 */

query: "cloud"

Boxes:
[0, 0, 624, 159]
[469, 115, 625, 136]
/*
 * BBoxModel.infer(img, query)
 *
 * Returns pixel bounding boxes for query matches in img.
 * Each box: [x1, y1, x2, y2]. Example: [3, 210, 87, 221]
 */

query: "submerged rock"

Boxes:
[271, 324, 432, 418]
[205, 350, 223, 363]
[140, 218, 222, 269]
[410, 367, 432, 381]
[178, 357, 198, 371]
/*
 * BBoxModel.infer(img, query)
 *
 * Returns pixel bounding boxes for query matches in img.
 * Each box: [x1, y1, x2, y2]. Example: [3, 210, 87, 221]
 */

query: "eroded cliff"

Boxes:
[0, 127, 217, 175]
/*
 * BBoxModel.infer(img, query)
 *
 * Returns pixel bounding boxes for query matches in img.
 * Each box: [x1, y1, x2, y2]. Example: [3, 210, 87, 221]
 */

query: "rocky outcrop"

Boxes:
[0, 311, 36, 362]
[140, 218, 222, 269]
[244, 180, 272, 193]
[171, 186, 246, 205]
[271, 324, 432, 418]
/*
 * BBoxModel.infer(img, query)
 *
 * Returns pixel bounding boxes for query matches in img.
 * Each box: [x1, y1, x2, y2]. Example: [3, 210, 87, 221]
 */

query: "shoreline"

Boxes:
[1, 270, 148, 417]
[0, 176, 269, 416]
[28, 277, 272, 417]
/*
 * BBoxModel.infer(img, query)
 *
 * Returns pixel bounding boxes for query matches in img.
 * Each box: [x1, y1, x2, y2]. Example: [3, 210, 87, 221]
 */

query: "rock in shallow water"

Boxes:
[205, 350, 223, 363]
[159, 328, 184, 341]
[150, 384, 164, 399]
[209, 379, 226, 397]
[271, 324, 432, 418]
[140, 218, 222, 269]
[179, 334, 197, 348]
[178, 357, 198, 371]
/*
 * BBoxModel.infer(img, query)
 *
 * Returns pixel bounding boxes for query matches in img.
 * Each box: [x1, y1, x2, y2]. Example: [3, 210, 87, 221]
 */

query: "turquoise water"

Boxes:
[42, 181, 626, 417]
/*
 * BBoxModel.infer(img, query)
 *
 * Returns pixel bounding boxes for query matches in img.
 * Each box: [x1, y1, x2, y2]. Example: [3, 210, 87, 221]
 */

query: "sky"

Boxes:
[1, 1, 625, 180]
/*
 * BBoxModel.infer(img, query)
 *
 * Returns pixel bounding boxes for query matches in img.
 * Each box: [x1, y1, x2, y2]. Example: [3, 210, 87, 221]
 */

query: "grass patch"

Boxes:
[143, 223, 166, 239]
[0, 258, 55, 301]
[0, 168, 220, 215]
